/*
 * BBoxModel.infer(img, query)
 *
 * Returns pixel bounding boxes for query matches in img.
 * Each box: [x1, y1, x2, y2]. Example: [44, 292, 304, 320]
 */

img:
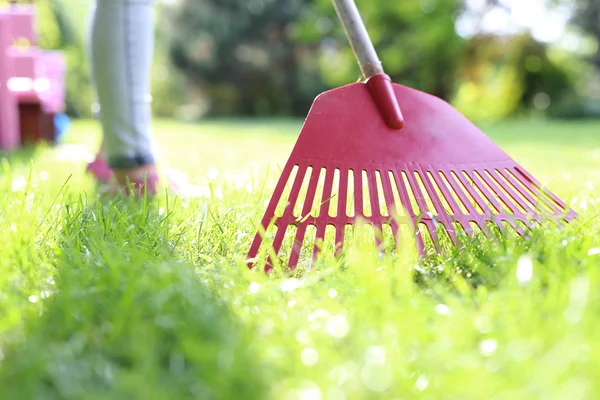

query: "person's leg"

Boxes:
[88, 0, 158, 191]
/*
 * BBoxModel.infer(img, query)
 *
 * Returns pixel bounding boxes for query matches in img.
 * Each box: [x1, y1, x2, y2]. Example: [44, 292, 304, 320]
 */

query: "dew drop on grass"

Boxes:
[249, 282, 260, 294]
[208, 168, 219, 180]
[435, 304, 450, 315]
[11, 176, 26, 192]
[296, 330, 310, 344]
[588, 248, 600, 256]
[326, 315, 349, 338]
[479, 339, 498, 356]
[296, 382, 321, 400]
[365, 346, 386, 365]
[415, 375, 429, 392]
[308, 309, 329, 330]
[516, 255, 533, 284]
[360, 364, 392, 392]
[281, 278, 302, 292]
[301, 348, 319, 366]
[308, 309, 329, 321]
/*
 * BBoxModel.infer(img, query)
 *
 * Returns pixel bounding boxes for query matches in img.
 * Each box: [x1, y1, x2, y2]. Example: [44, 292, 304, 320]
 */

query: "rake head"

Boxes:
[247, 81, 577, 272]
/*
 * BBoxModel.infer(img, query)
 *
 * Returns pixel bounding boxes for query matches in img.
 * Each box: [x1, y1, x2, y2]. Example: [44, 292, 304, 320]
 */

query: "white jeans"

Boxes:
[88, 0, 155, 169]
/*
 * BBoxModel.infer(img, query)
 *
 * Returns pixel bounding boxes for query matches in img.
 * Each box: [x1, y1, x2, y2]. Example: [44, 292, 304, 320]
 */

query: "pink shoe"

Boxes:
[122, 169, 205, 198]
[86, 156, 112, 183]
[91, 161, 202, 198]
[125, 172, 160, 197]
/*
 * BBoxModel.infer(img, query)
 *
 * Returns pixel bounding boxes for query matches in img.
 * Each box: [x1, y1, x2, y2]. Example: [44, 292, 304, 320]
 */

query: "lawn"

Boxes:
[0, 118, 598, 399]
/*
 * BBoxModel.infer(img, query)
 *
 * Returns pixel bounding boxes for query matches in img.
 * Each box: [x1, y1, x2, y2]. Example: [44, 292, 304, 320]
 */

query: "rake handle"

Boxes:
[332, 0, 382, 78]
[332, 0, 404, 130]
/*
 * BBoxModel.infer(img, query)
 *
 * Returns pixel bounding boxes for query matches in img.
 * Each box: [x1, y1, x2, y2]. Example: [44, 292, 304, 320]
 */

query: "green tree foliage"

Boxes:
[453, 33, 574, 121]
[167, 0, 465, 117]
[167, 0, 325, 117]
[297, 0, 466, 100]
[570, 0, 600, 69]
[2, 0, 585, 121]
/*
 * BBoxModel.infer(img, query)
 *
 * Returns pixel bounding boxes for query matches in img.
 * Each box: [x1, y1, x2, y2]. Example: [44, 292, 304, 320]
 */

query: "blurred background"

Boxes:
[12, 0, 600, 124]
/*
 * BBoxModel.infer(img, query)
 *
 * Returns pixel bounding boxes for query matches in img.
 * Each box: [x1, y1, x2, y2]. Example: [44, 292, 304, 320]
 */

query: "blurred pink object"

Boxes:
[86, 156, 112, 183]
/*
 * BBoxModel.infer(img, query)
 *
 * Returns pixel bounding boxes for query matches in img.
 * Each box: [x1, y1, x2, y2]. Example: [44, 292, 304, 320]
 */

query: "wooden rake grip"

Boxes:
[332, 0, 404, 129]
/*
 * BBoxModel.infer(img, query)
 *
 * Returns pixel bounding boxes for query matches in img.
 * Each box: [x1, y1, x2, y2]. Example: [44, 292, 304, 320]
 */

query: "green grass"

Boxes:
[0, 118, 599, 399]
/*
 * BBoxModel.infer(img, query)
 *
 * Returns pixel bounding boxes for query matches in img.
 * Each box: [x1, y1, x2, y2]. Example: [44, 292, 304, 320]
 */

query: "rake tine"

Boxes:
[337, 169, 349, 223]
[416, 233, 426, 255]
[335, 227, 345, 256]
[266, 224, 289, 271]
[247, 163, 296, 265]
[289, 223, 307, 269]
[501, 219, 520, 236]
[512, 220, 530, 236]
[318, 168, 336, 220]
[414, 222, 426, 255]
[488, 169, 536, 215]
[298, 166, 322, 222]
[247, 230, 265, 267]
[418, 166, 453, 227]
[265, 166, 311, 270]
[437, 222, 457, 248]
[317, 168, 339, 260]
[285, 165, 310, 219]
[498, 169, 542, 214]
[354, 168, 363, 218]
[445, 224, 458, 246]
[430, 171, 463, 216]
[471, 219, 493, 238]
[373, 223, 384, 252]
[380, 169, 400, 218]
[451, 220, 471, 242]
[514, 167, 565, 214]
[466, 171, 505, 214]
[390, 220, 400, 249]
[405, 170, 431, 216]
[365, 169, 385, 251]
[366, 169, 381, 218]
[423, 221, 442, 253]
[454, 171, 494, 215]
[247, 223, 268, 267]
[287, 165, 324, 269]
[392, 169, 416, 218]
[445, 171, 480, 216]
[312, 224, 326, 266]
[478, 169, 519, 214]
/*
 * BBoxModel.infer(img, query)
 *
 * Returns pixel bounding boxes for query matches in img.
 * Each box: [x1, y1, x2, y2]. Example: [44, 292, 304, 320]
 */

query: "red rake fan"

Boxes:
[247, 0, 577, 271]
